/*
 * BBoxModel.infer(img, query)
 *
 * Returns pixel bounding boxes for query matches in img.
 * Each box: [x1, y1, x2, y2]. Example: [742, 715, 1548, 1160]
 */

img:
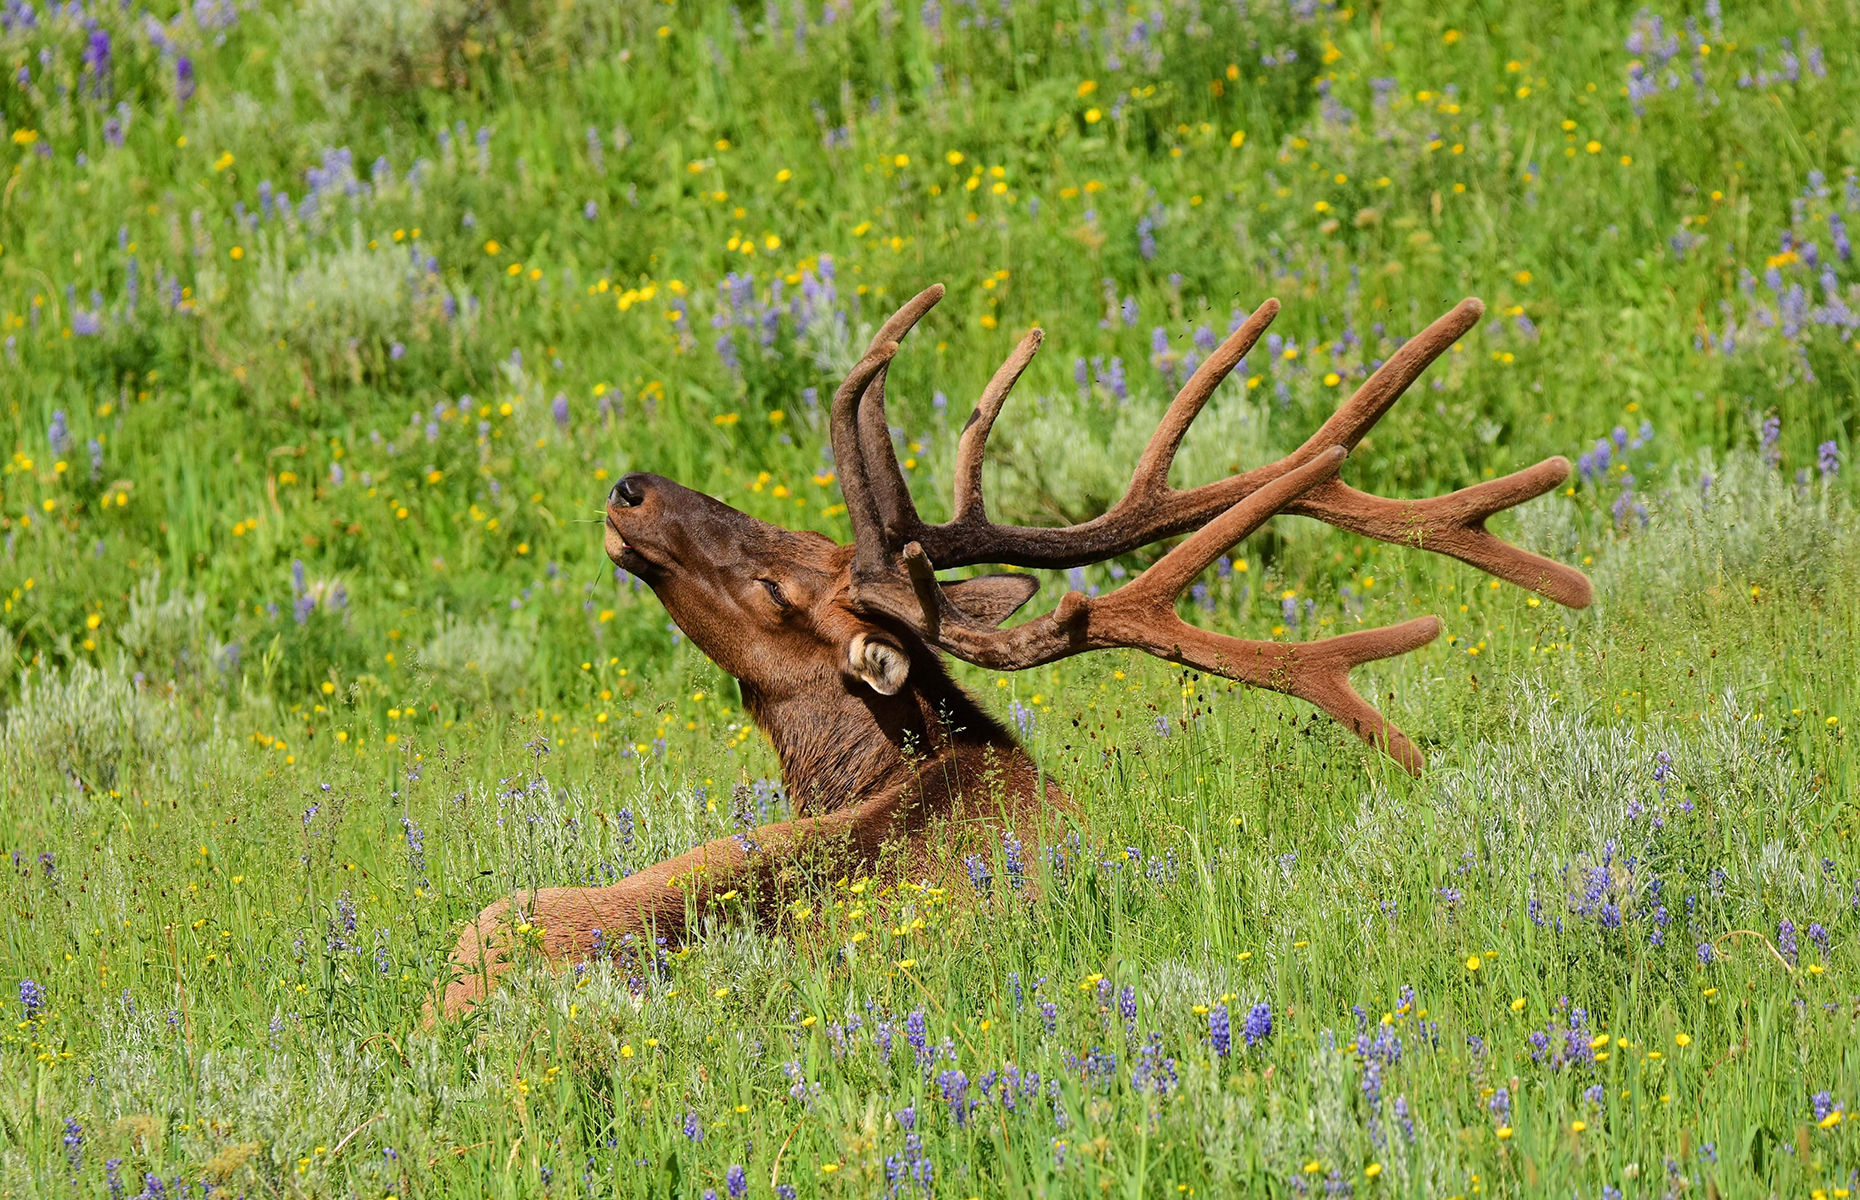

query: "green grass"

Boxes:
[3, 0, 1860, 1194]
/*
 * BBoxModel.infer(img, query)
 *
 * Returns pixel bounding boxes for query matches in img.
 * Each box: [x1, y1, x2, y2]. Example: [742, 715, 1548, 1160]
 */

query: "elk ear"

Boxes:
[848, 631, 911, 696]
[941, 574, 1040, 627]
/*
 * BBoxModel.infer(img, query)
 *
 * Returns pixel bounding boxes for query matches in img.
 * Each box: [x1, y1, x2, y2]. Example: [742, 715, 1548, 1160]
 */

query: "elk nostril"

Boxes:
[611, 475, 646, 508]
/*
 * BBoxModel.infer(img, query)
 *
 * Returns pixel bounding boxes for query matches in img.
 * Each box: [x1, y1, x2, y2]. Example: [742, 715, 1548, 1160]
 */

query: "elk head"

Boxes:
[607, 284, 1591, 777]
[605, 474, 1037, 701]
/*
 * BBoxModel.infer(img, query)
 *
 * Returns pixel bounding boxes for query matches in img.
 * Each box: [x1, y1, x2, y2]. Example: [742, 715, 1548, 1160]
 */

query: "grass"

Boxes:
[2, 0, 1859, 1194]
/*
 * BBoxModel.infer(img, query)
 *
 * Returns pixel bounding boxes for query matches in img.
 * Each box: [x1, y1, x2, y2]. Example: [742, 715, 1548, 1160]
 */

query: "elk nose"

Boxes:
[609, 474, 648, 508]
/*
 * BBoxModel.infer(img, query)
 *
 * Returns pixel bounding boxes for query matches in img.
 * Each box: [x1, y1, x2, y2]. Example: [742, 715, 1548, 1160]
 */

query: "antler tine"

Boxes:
[863, 284, 947, 356]
[900, 541, 942, 640]
[1268, 617, 1442, 773]
[1119, 446, 1345, 609]
[950, 328, 1044, 525]
[857, 365, 926, 545]
[855, 286, 945, 550]
[828, 341, 905, 582]
[1297, 456, 1593, 607]
[1294, 297, 1483, 460]
[830, 287, 946, 586]
[1126, 297, 1281, 498]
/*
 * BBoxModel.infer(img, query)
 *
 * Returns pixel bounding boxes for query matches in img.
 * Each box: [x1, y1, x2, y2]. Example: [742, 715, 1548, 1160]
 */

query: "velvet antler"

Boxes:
[827, 288, 1591, 773]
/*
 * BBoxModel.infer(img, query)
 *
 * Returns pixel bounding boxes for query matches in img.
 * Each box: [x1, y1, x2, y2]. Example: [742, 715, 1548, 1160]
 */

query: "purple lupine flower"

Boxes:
[63, 1117, 83, 1173]
[1778, 919, 1797, 964]
[1243, 1002, 1272, 1046]
[682, 1111, 702, 1141]
[1105, 356, 1128, 401]
[937, 1068, 972, 1125]
[19, 978, 45, 1017]
[82, 29, 110, 92]
[552, 393, 570, 428]
[48, 409, 72, 457]
[1120, 296, 1138, 326]
[1819, 441, 1841, 479]
[1807, 923, 1829, 954]
[964, 853, 990, 892]
[1132, 1031, 1177, 1095]
[906, 1009, 929, 1063]
[175, 56, 195, 106]
[726, 1165, 747, 1198]
[583, 200, 598, 220]
[1760, 415, 1782, 468]
[1209, 1003, 1231, 1056]
[1002, 831, 1025, 889]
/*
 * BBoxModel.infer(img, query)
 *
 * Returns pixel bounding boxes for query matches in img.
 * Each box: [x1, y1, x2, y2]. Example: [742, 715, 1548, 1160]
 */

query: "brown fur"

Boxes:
[438, 476, 1062, 1017]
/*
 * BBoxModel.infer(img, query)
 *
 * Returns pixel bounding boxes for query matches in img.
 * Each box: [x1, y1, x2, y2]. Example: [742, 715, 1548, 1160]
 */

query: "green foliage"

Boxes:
[2, 0, 1859, 1195]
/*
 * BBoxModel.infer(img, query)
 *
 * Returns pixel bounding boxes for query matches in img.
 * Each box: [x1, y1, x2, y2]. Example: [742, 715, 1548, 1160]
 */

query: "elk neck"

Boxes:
[738, 642, 1032, 818]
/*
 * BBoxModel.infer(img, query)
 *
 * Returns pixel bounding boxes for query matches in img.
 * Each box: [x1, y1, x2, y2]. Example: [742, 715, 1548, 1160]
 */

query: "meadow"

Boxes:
[2, 0, 1859, 1193]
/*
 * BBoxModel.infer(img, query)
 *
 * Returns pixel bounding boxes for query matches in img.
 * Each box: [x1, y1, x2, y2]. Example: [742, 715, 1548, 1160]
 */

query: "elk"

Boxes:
[438, 286, 1590, 1017]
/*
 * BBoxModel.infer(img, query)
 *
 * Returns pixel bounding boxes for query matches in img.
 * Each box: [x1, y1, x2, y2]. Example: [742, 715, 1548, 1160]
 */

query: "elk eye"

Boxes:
[759, 579, 787, 608]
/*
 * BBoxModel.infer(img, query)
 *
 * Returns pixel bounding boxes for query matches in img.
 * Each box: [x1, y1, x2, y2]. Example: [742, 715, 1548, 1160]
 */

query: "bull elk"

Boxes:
[438, 286, 1590, 1016]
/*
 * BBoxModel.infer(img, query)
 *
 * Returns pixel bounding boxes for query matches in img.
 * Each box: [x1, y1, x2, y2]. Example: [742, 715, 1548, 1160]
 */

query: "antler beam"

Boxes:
[828, 287, 1593, 774]
[900, 447, 1441, 771]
